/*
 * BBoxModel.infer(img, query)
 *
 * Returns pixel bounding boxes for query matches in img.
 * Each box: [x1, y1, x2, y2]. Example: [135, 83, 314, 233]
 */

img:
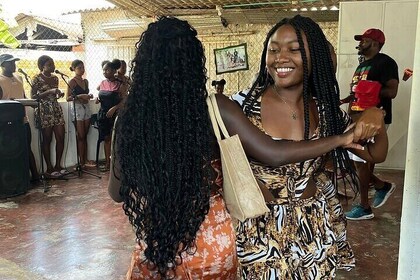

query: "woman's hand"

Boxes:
[53, 89, 64, 98]
[106, 107, 116, 118]
[348, 107, 388, 163]
[77, 94, 91, 101]
[339, 123, 364, 150]
[95, 97, 100, 104]
[353, 107, 384, 142]
[48, 89, 57, 97]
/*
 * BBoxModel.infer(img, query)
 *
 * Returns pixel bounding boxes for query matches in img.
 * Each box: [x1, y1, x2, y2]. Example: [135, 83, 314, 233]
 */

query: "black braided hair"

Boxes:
[211, 79, 226, 86]
[69, 59, 83, 72]
[243, 15, 358, 191]
[116, 16, 213, 278]
[37, 55, 53, 71]
[111, 58, 122, 70]
[102, 59, 120, 71]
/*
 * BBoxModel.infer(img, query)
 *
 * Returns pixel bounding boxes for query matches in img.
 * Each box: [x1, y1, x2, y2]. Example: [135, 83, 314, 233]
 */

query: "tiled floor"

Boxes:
[337, 169, 403, 280]
[0, 168, 403, 280]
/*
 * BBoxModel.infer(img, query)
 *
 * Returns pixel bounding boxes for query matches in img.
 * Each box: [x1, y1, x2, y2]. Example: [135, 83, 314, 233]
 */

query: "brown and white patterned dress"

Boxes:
[232, 88, 355, 279]
[32, 73, 65, 129]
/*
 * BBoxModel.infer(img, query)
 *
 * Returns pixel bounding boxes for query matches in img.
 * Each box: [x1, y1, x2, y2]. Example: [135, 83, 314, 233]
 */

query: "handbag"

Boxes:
[206, 93, 270, 222]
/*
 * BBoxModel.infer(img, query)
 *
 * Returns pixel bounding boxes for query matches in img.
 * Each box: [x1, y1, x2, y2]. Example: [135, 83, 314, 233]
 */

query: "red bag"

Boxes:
[351, 80, 381, 111]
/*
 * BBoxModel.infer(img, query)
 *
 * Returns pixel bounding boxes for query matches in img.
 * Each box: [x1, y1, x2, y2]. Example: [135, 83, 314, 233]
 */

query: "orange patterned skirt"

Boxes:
[126, 193, 238, 280]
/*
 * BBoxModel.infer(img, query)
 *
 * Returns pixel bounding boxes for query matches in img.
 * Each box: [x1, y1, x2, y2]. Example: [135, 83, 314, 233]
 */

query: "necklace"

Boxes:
[272, 84, 298, 120]
[41, 72, 53, 78]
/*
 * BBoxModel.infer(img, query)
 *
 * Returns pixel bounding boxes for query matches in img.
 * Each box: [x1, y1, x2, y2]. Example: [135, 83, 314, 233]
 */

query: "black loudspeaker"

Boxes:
[0, 100, 29, 198]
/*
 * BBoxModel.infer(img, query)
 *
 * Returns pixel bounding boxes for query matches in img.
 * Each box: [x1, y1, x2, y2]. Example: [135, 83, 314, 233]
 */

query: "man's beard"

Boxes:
[358, 43, 371, 56]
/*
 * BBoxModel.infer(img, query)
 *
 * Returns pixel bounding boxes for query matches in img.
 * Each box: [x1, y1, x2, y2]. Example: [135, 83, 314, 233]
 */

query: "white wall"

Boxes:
[337, 0, 418, 170]
[398, 3, 420, 278]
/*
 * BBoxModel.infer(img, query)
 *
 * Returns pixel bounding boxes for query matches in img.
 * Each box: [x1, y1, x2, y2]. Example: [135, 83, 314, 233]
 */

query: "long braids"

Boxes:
[116, 16, 213, 278]
[292, 16, 358, 189]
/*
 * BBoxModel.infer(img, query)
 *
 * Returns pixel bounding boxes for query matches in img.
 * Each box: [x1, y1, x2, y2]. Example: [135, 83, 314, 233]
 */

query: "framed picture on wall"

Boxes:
[214, 43, 249, 74]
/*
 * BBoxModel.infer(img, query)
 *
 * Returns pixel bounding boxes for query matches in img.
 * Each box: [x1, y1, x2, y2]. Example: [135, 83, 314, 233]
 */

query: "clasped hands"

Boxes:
[341, 107, 385, 150]
[53, 88, 64, 99]
[77, 93, 94, 101]
[68, 93, 93, 102]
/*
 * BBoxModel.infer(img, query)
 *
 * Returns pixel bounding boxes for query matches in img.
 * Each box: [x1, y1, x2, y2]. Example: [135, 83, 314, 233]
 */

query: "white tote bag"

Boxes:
[206, 93, 269, 222]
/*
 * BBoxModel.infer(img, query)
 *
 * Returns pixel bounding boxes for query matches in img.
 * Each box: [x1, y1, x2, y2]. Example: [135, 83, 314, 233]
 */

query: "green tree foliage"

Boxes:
[0, 19, 20, 48]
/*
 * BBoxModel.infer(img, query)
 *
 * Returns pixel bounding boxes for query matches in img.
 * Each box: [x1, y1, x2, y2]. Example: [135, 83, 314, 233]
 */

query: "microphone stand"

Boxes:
[58, 74, 101, 179]
[22, 74, 67, 193]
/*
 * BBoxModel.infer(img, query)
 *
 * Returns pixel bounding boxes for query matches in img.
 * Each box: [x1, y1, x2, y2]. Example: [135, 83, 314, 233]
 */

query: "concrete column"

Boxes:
[397, 5, 420, 280]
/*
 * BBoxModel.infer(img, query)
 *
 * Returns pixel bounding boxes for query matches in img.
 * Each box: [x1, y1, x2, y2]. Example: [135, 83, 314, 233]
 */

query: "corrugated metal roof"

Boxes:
[107, 0, 342, 22]
[63, 6, 117, 15]
[14, 13, 83, 40]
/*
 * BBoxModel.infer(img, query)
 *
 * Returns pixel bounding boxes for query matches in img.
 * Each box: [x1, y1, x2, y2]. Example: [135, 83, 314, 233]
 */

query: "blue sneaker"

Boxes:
[372, 182, 396, 208]
[345, 205, 374, 220]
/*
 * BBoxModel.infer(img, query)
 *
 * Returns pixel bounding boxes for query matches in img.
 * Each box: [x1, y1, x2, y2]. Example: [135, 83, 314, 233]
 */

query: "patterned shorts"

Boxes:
[70, 102, 91, 121]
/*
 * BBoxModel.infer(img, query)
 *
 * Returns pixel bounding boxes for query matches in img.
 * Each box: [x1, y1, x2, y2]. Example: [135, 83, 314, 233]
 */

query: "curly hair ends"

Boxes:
[116, 16, 213, 278]
[243, 15, 358, 192]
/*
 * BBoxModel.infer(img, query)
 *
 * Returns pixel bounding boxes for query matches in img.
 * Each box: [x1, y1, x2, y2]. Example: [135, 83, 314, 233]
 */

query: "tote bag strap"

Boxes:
[208, 93, 230, 139]
[206, 94, 222, 141]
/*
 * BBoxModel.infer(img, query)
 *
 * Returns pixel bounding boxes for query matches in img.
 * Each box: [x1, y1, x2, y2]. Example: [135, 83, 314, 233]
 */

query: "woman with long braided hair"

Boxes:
[230, 15, 388, 278]
[109, 17, 238, 279]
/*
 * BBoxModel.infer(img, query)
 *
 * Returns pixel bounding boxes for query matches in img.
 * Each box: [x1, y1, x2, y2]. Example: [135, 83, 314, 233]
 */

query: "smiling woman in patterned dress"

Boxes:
[229, 15, 389, 279]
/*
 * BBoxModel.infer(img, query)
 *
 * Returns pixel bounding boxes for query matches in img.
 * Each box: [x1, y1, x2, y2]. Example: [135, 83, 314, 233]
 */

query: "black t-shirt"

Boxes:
[350, 53, 399, 124]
